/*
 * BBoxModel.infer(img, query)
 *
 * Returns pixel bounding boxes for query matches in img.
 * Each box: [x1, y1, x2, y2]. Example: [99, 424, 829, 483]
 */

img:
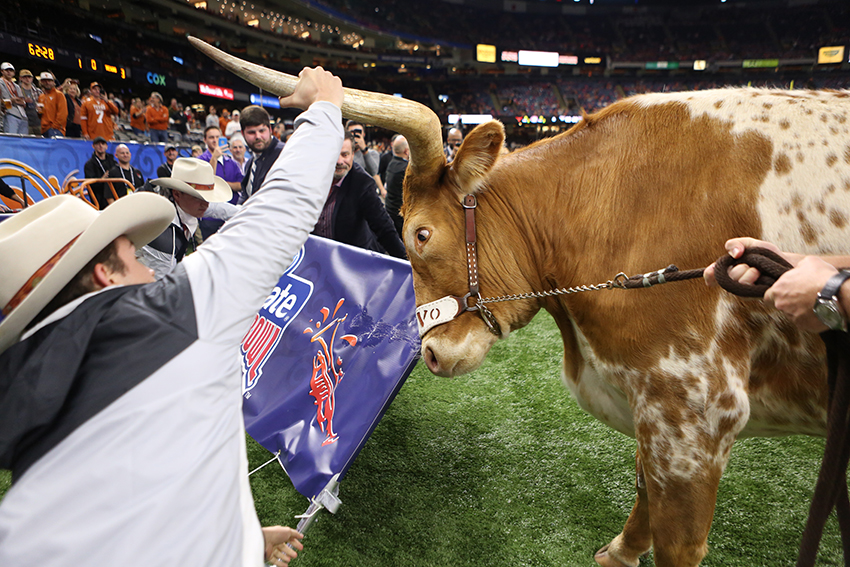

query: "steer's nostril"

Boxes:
[423, 346, 439, 373]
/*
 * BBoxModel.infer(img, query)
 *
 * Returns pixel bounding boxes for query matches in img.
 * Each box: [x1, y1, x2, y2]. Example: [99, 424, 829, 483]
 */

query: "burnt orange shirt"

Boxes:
[130, 103, 146, 131]
[39, 89, 68, 134]
[81, 97, 120, 140]
[146, 105, 169, 131]
[219, 116, 229, 133]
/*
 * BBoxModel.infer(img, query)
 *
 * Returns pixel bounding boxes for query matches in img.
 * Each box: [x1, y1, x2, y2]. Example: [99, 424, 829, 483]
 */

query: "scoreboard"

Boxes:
[0, 32, 128, 80]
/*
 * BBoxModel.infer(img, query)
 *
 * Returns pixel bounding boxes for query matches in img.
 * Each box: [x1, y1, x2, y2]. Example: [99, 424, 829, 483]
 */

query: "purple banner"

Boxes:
[241, 235, 420, 499]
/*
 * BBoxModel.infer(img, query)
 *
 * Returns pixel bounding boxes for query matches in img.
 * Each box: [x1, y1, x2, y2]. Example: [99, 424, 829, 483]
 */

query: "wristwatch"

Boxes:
[813, 270, 850, 332]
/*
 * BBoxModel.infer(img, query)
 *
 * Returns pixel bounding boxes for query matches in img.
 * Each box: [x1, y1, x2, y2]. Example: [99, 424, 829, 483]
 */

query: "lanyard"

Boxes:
[119, 166, 136, 187]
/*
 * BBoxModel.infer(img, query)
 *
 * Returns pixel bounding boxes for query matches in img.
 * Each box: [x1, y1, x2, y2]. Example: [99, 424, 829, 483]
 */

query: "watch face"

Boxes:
[814, 299, 846, 331]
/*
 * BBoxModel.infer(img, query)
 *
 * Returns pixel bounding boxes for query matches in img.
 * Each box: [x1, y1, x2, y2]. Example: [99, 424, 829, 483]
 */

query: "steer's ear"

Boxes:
[448, 121, 505, 196]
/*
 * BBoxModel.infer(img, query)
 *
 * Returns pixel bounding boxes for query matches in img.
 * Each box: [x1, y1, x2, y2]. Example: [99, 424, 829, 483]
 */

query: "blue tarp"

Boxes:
[241, 235, 419, 499]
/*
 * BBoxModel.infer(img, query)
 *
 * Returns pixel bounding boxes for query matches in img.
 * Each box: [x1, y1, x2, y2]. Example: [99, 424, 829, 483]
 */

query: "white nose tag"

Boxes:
[415, 296, 464, 337]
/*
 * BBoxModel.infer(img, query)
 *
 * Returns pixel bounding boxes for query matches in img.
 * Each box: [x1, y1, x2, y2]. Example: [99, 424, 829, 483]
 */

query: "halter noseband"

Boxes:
[415, 194, 501, 338]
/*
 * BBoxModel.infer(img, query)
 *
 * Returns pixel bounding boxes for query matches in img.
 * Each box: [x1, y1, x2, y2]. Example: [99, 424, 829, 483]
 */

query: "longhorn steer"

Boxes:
[191, 38, 850, 567]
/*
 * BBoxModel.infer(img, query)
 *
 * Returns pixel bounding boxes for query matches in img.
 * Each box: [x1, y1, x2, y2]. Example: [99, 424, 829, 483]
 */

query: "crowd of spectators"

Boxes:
[315, 0, 849, 62]
[0, 0, 848, 147]
[0, 61, 267, 147]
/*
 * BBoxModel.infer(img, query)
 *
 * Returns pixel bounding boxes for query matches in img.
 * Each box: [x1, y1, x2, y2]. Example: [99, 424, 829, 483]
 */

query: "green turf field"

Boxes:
[0, 311, 840, 565]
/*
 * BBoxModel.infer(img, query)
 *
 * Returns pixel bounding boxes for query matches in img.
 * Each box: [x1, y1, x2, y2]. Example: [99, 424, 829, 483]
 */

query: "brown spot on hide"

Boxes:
[797, 152, 805, 163]
[838, 115, 847, 124]
[815, 200, 826, 214]
[830, 209, 848, 229]
[797, 211, 819, 245]
[831, 126, 840, 135]
[805, 108, 813, 115]
[774, 153, 792, 175]
[779, 119, 790, 130]
[827, 184, 836, 194]
[759, 115, 770, 123]
[845, 146, 850, 164]
[821, 113, 829, 122]
[827, 154, 838, 167]
[714, 100, 723, 109]
[763, 102, 773, 110]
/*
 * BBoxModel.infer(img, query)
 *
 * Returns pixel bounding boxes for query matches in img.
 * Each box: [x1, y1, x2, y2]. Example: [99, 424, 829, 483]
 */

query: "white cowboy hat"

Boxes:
[151, 158, 232, 203]
[0, 193, 174, 354]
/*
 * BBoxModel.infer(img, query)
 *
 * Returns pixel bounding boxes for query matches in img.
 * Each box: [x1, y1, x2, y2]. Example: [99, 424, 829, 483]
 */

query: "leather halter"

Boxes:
[415, 194, 501, 338]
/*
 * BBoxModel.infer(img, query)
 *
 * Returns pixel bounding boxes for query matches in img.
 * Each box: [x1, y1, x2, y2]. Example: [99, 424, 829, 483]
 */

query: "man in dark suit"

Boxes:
[240, 105, 284, 203]
[384, 134, 409, 237]
[312, 133, 405, 258]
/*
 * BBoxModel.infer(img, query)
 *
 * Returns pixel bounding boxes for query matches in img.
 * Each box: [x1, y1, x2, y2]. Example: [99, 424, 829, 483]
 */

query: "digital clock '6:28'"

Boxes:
[28, 42, 55, 61]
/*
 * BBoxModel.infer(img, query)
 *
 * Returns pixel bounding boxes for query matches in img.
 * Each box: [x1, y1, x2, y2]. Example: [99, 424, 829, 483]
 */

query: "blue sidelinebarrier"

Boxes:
[241, 235, 419, 500]
[0, 135, 191, 203]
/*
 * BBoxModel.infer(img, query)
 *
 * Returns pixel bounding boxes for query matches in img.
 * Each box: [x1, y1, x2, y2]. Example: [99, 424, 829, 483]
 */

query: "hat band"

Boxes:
[187, 182, 215, 192]
[1, 235, 80, 321]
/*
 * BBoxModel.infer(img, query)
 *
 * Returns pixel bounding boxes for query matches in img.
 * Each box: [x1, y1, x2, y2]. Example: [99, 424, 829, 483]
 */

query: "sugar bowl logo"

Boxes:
[241, 247, 313, 394]
[303, 299, 358, 446]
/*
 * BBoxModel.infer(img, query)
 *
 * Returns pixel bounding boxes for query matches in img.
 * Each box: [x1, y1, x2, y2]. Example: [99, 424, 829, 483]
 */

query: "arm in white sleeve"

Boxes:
[205, 201, 239, 221]
[183, 101, 343, 344]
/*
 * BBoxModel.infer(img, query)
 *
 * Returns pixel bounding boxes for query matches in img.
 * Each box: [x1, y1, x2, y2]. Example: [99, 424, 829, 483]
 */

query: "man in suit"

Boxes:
[240, 105, 284, 203]
[384, 135, 409, 237]
[312, 132, 405, 259]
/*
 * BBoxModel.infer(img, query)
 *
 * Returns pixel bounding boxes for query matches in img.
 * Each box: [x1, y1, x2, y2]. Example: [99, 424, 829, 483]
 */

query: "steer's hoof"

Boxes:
[594, 544, 639, 567]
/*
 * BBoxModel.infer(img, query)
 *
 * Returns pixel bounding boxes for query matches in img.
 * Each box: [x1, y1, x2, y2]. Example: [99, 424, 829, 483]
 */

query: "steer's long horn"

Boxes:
[188, 36, 445, 175]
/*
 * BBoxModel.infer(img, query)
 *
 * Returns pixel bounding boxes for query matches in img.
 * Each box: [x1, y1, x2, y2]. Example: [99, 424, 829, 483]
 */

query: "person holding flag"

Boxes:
[0, 66, 345, 566]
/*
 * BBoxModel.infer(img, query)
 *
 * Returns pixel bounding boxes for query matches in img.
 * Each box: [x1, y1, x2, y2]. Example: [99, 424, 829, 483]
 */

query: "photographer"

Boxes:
[345, 120, 385, 198]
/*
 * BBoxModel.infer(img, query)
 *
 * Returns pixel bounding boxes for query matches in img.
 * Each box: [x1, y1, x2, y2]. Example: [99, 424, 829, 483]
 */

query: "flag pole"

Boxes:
[294, 473, 342, 534]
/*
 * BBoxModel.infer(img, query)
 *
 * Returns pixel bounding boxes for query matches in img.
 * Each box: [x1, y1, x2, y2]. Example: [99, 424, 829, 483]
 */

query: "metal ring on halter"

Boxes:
[461, 291, 479, 312]
[477, 302, 501, 336]
[460, 292, 501, 335]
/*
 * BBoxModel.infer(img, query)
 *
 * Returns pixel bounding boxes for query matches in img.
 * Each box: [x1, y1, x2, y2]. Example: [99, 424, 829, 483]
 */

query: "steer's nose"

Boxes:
[423, 345, 440, 374]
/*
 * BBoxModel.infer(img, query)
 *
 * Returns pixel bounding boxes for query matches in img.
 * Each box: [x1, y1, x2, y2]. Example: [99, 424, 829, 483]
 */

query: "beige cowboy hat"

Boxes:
[0, 193, 174, 354]
[151, 158, 232, 202]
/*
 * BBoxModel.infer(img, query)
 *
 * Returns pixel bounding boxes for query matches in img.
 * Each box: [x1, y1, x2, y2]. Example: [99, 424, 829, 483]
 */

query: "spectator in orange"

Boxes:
[129, 97, 146, 136]
[218, 109, 230, 134]
[37, 71, 67, 137]
[145, 92, 169, 144]
[81, 82, 119, 141]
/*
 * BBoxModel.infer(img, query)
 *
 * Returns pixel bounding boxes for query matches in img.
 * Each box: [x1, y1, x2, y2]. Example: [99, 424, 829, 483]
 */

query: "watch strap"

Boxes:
[819, 270, 850, 300]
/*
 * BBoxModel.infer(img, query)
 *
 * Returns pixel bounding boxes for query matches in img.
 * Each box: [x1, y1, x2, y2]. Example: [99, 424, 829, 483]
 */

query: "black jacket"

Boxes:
[318, 163, 406, 259]
[385, 155, 407, 236]
[83, 152, 117, 209]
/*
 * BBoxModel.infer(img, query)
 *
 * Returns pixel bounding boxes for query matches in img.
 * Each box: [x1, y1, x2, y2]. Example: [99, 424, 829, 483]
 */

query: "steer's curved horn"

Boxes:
[188, 36, 445, 175]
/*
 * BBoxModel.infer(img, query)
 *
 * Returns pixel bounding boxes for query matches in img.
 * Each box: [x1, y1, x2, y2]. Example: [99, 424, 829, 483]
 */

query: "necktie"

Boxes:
[246, 159, 257, 196]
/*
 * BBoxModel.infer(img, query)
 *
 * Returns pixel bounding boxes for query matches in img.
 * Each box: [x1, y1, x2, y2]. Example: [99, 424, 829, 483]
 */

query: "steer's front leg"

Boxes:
[595, 452, 652, 567]
[629, 371, 748, 567]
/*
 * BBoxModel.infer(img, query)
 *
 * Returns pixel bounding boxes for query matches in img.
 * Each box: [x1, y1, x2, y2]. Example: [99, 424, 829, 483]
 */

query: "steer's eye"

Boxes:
[416, 228, 431, 244]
